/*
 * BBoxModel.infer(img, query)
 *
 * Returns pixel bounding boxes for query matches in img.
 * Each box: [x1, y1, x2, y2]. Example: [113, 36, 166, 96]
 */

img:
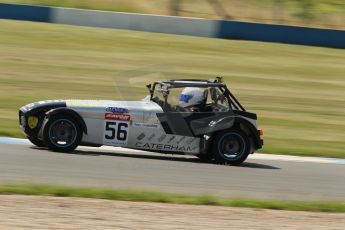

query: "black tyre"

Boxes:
[212, 129, 251, 165]
[43, 115, 82, 153]
[27, 135, 45, 147]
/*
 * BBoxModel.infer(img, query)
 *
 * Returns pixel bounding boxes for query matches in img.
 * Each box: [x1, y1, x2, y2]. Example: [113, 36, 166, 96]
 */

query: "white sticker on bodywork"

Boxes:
[132, 122, 159, 129]
[103, 114, 130, 146]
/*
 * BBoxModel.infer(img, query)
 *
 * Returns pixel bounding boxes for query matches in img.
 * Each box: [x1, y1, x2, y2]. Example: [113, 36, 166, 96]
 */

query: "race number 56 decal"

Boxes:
[103, 114, 130, 146]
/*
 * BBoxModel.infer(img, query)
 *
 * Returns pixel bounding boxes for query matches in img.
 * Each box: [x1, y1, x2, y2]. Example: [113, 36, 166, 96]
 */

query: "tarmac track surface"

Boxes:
[1, 141, 345, 201]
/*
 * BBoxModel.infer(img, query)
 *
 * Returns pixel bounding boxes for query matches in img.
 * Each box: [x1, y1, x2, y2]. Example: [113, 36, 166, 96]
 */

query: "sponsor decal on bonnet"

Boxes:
[106, 107, 129, 114]
[105, 113, 131, 121]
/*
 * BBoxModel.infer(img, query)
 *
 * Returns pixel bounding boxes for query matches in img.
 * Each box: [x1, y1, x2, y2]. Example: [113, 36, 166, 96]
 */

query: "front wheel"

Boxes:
[212, 129, 251, 165]
[43, 115, 82, 153]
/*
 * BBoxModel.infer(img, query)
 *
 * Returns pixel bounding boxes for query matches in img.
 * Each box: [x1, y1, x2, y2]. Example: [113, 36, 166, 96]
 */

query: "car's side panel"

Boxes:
[65, 99, 200, 154]
[80, 118, 104, 144]
[128, 117, 200, 154]
[66, 100, 143, 146]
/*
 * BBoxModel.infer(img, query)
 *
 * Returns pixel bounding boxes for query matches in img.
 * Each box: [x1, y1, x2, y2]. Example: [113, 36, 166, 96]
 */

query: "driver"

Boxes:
[179, 87, 208, 112]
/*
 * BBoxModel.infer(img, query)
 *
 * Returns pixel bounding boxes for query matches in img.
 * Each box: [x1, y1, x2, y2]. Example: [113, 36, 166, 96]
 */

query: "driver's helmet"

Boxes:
[179, 87, 208, 108]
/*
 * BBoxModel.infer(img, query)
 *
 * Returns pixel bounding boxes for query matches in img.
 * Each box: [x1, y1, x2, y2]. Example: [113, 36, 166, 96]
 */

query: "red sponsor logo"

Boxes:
[105, 113, 130, 121]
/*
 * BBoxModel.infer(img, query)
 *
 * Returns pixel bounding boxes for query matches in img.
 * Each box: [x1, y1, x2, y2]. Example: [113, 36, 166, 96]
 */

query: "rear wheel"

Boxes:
[43, 115, 82, 153]
[27, 135, 45, 147]
[212, 129, 250, 165]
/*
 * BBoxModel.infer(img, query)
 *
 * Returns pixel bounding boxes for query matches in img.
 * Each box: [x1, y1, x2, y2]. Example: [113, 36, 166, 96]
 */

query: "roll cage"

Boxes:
[146, 77, 246, 111]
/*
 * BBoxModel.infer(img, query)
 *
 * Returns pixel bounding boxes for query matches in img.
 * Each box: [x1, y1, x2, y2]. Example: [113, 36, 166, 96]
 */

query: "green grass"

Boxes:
[1, 184, 345, 212]
[0, 20, 345, 158]
[2, 0, 345, 29]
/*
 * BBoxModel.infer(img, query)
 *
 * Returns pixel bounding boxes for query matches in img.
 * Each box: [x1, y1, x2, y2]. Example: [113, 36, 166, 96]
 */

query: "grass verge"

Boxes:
[1, 184, 345, 213]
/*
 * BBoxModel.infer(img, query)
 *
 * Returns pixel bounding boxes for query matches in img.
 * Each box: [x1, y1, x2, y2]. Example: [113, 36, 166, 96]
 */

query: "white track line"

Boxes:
[250, 153, 345, 165]
[1, 137, 344, 165]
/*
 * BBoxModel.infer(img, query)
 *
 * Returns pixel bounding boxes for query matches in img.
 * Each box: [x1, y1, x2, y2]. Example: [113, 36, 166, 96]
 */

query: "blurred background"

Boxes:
[3, 0, 345, 29]
[0, 0, 344, 158]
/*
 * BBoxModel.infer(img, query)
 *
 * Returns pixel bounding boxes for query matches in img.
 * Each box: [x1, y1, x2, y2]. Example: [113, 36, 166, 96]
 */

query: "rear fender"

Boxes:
[205, 116, 235, 134]
[234, 117, 262, 149]
[201, 116, 262, 154]
[200, 116, 235, 154]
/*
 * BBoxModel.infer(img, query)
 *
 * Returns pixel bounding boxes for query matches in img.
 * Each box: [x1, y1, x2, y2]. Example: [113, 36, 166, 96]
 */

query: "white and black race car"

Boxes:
[19, 78, 263, 165]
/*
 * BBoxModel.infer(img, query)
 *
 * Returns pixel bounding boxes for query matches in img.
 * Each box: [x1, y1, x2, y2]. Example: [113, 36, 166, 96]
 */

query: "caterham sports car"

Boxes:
[19, 78, 263, 165]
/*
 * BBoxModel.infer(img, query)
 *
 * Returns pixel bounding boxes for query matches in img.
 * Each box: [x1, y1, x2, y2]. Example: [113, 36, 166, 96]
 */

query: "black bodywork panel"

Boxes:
[19, 100, 66, 138]
[157, 109, 262, 150]
[157, 111, 235, 136]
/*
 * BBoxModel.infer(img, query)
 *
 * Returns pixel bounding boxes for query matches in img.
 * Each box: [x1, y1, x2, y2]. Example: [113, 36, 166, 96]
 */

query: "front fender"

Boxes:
[45, 108, 88, 135]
